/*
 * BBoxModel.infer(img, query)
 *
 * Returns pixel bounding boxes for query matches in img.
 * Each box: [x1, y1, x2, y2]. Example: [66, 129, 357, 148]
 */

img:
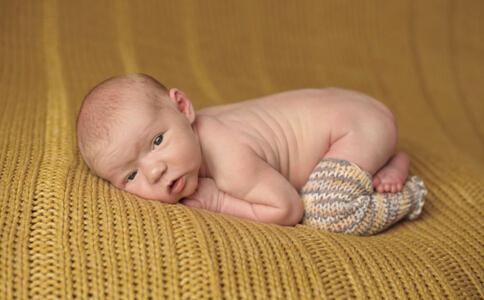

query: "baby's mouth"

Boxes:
[168, 176, 185, 194]
[168, 179, 176, 191]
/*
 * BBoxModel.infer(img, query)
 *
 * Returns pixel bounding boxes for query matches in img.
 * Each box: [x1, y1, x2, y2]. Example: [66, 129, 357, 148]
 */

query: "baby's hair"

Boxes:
[76, 73, 169, 172]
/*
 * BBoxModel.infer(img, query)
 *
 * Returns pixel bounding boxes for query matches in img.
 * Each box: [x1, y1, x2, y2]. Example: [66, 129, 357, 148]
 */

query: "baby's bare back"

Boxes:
[197, 88, 393, 190]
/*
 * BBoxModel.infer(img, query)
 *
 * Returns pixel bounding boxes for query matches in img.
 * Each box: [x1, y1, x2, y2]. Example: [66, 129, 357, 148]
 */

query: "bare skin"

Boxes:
[196, 88, 410, 192]
[373, 151, 410, 193]
[79, 76, 410, 226]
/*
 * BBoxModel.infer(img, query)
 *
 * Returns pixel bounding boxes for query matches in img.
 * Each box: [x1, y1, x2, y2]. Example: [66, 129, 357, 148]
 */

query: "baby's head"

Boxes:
[76, 73, 202, 203]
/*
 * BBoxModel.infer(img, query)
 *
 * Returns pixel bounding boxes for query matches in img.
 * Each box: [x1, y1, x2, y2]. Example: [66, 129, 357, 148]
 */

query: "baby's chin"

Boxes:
[121, 188, 180, 204]
[179, 174, 199, 200]
[121, 174, 199, 204]
[159, 175, 199, 204]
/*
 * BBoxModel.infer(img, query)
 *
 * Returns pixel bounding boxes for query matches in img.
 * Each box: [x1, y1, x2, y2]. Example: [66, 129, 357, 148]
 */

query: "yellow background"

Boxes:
[0, 1, 482, 299]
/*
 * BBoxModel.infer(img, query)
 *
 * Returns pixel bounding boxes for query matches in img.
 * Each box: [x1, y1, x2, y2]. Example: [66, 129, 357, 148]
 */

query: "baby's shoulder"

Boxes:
[194, 115, 264, 185]
[195, 114, 255, 161]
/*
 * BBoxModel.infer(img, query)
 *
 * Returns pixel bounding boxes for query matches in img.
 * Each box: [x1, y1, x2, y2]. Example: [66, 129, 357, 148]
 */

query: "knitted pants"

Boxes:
[300, 158, 427, 236]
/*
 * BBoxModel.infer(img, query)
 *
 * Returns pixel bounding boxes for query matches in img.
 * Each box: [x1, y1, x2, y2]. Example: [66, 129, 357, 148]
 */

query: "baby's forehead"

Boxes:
[88, 87, 153, 116]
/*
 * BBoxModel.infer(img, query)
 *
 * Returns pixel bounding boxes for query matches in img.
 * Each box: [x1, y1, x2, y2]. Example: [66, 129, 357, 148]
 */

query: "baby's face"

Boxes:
[93, 93, 201, 203]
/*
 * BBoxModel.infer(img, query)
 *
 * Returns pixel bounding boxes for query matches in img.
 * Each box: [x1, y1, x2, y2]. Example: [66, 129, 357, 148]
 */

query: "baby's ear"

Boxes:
[169, 88, 195, 124]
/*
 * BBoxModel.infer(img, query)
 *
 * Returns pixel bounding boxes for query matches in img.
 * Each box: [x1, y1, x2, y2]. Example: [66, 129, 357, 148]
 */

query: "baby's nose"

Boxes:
[146, 164, 166, 184]
[140, 156, 166, 184]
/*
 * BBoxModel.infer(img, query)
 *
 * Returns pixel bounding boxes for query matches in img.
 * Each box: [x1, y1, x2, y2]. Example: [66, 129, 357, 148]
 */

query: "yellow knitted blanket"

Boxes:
[1, 1, 483, 299]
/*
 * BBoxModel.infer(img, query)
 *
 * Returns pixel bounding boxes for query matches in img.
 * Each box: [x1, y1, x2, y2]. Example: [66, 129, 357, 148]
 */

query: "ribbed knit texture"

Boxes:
[1, 1, 483, 299]
[300, 159, 427, 236]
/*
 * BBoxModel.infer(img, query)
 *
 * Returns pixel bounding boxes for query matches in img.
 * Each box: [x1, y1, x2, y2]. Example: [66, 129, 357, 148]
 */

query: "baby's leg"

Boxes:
[323, 126, 396, 177]
[300, 159, 426, 235]
[323, 109, 409, 192]
[300, 128, 426, 235]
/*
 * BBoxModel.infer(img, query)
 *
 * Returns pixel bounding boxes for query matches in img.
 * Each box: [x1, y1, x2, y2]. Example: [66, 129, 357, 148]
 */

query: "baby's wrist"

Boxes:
[204, 187, 223, 213]
[214, 190, 226, 213]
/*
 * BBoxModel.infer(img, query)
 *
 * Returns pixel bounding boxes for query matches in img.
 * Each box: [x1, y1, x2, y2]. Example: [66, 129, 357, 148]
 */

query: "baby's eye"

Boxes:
[127, 170, 137, 181]
[153, 133, 164, 146]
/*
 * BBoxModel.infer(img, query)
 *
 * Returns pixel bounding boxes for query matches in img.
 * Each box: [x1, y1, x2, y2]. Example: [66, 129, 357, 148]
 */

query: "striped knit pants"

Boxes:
[300, 158, 427, 236]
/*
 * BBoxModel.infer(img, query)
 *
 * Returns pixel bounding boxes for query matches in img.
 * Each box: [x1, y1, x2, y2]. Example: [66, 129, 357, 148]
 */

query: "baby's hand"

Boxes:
[180, 178, 222, 212]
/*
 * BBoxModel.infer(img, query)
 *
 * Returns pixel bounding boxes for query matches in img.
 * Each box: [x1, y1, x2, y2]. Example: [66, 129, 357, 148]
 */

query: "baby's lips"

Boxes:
[166, 177, 178, 193]
[170, 176, 186, 194]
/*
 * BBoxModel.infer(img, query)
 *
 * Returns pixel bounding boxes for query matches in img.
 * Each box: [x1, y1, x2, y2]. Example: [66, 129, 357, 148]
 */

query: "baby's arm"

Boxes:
[219, 160, 304, 225]
[184, 156, 304, 226]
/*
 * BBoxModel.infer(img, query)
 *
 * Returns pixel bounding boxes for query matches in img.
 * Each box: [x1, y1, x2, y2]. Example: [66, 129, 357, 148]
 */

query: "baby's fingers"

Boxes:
[180, 198, 203, 208]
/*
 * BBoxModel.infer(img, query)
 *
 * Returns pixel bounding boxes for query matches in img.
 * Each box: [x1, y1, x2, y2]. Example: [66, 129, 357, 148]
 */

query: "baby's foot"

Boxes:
[372, 151, 410, 193]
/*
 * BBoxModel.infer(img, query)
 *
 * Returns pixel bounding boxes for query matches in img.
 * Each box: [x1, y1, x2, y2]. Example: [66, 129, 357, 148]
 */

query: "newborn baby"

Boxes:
[77, 73, 426, 235]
